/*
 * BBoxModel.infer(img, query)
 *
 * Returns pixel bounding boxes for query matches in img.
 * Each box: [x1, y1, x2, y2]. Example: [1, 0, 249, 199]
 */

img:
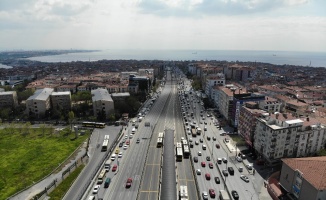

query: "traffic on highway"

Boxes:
[77, 67, 264, 200]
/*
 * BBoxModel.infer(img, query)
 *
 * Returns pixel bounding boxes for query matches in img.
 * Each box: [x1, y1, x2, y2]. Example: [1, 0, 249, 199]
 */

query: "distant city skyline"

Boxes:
[0, 0, 326, 52]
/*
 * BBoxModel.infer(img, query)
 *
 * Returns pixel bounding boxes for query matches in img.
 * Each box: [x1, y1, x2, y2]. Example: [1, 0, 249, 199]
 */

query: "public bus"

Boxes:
[158, 132, 164, 139]
[101, 139, 109, 152]
[157, 138, 163, 147]
[179, 185, 189, 200]
[176, 142, 182, 149]
[176, 147, 183, 161]
[183, 145, 190, 158]
[82, 121, 106, 128]
[97, 168, 107, 184]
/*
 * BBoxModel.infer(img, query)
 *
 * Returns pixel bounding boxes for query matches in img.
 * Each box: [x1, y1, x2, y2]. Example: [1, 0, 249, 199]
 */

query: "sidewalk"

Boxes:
[10, 142, 88, 200]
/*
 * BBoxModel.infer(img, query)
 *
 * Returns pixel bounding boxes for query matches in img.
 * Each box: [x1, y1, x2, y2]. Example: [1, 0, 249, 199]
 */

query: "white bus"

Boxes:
[176, 147, 183, 161]
[179, 185, 189, 200]
[176, 142, 182, 149]
[104, 135, 110, 140]
[158, 132, 164, 138]
[183, 145, 190, 158]
[97, 168, 107, 184]
[101, 139, 109, 152]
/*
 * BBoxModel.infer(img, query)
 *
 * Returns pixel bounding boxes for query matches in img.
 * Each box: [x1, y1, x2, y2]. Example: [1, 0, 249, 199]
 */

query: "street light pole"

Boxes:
[245, 190, 254, 200]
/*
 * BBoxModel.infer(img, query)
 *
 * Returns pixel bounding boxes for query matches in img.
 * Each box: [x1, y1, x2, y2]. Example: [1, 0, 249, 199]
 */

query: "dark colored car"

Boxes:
[125, 178, 133, 188]
[206, 156, 211, 161]
[119, 142, 123, 147]
[200, 138, 203, 143]
[222, 169, 228, 176]
[214, 177, 220, 184]
[194, 156, 198, 163]
[209, 189, 216, 198]
[231, 190, 239, 200]
[215, 144, 220, 148]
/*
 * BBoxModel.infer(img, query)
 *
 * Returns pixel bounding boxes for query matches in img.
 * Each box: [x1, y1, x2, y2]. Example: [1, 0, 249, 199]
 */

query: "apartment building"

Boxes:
[254, 113, 326, 165]
[51, 91, 72, 110]
[91, 88, 114, 119]
[204, 74, 225, 98]
[279, 157, 326, 200]
[238, 103, 267, 147]
[26, 88, 54, 118]
[0, 91, 18, 108]
[232, 92, 265, 128]
[258, 96, 282, 113]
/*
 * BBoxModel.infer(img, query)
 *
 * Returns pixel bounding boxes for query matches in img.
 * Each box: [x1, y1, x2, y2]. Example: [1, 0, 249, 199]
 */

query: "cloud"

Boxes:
[137, 0, 311, 17]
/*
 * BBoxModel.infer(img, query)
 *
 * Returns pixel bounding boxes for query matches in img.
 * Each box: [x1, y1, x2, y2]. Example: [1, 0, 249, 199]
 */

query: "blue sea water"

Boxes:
[28, 49, 326, 68]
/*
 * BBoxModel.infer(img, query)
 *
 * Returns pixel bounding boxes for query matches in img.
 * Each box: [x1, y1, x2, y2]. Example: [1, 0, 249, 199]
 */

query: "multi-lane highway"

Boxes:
[75, 67, 266, 200]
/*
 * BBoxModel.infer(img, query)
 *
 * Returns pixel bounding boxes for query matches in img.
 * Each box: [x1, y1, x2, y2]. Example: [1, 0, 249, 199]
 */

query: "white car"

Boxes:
[118, 152, 123, 158]
[196, 169, 201, 175]
[240, 175, 250, 182]
[202, 191, 208, 200]
[93, 185, 100, 194]
[198, 151, 202, 156]
[235, 156, 243, 162]
[123, 145, 128, 150]
[246, 164, 253, 170]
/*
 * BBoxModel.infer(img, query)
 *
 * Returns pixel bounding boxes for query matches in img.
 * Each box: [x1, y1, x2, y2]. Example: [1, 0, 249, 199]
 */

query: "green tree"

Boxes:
[317, 149, 326, 156]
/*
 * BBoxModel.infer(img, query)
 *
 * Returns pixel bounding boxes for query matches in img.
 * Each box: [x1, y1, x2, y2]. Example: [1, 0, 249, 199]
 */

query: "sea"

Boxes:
[24, 49, 326, 68]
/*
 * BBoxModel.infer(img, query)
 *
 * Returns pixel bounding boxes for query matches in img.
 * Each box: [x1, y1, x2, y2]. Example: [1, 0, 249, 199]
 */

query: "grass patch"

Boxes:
[48, 164, 85, 200]
[229, 135, 246, 146]
[0, 125, 90, 199]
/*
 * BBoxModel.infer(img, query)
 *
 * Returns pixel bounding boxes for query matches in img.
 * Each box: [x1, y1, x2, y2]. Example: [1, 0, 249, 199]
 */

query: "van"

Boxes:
[104, 177, 111, 188]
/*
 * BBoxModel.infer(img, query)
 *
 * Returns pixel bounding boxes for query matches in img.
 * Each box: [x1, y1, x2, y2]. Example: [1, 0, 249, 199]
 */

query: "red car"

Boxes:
[201, 161, 206, 167]
[209, 189, 216, 198]
[126, 178, 133, 188]
[215, 144, 220, 148]
[112, 164, 118, 172]
[126, 140, 130, 145]
[205, 173, 211, 180]
[209, 162, 213, 169]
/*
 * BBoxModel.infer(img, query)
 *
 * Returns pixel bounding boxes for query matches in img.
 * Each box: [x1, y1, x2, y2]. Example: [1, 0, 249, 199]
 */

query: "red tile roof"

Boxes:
[282, 157, 326, 190]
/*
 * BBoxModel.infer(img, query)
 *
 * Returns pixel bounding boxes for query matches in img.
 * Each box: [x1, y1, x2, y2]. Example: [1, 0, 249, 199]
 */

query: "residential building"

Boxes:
[254, 113, 326, 165]
[204, 74, 225, 98]
[56, 84, 77, 93]
[232, 92, 265, 128]
[26, 88, 54, 118]
[259, 96, 282, 113]
[91, 88, 114, 119]
[0, 91, 18, 108]
[279, 157, 326, 200]
[238, 103, 267, 148]
[111, 92, 130, 102]
[51, 91, 72, 110]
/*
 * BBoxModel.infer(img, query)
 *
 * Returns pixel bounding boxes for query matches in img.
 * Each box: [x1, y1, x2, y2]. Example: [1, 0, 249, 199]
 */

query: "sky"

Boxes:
[0, 0, 326, 52]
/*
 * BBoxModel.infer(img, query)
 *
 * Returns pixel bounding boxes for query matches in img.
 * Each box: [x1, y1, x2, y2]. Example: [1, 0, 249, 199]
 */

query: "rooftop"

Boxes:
[27, 88, 54, 101]
[91, 88, 113, 102]
[282, 157, 326, 190]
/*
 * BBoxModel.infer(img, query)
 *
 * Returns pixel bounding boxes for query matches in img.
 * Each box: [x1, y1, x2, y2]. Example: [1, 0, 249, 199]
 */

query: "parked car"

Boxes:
[235, 156, 242, 162]
[212, 136, 216, 141]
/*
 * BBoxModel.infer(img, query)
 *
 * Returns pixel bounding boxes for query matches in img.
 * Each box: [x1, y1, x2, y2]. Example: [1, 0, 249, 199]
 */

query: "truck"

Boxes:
[219, 190, 231, 200]
[191, 128, 197, 137]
